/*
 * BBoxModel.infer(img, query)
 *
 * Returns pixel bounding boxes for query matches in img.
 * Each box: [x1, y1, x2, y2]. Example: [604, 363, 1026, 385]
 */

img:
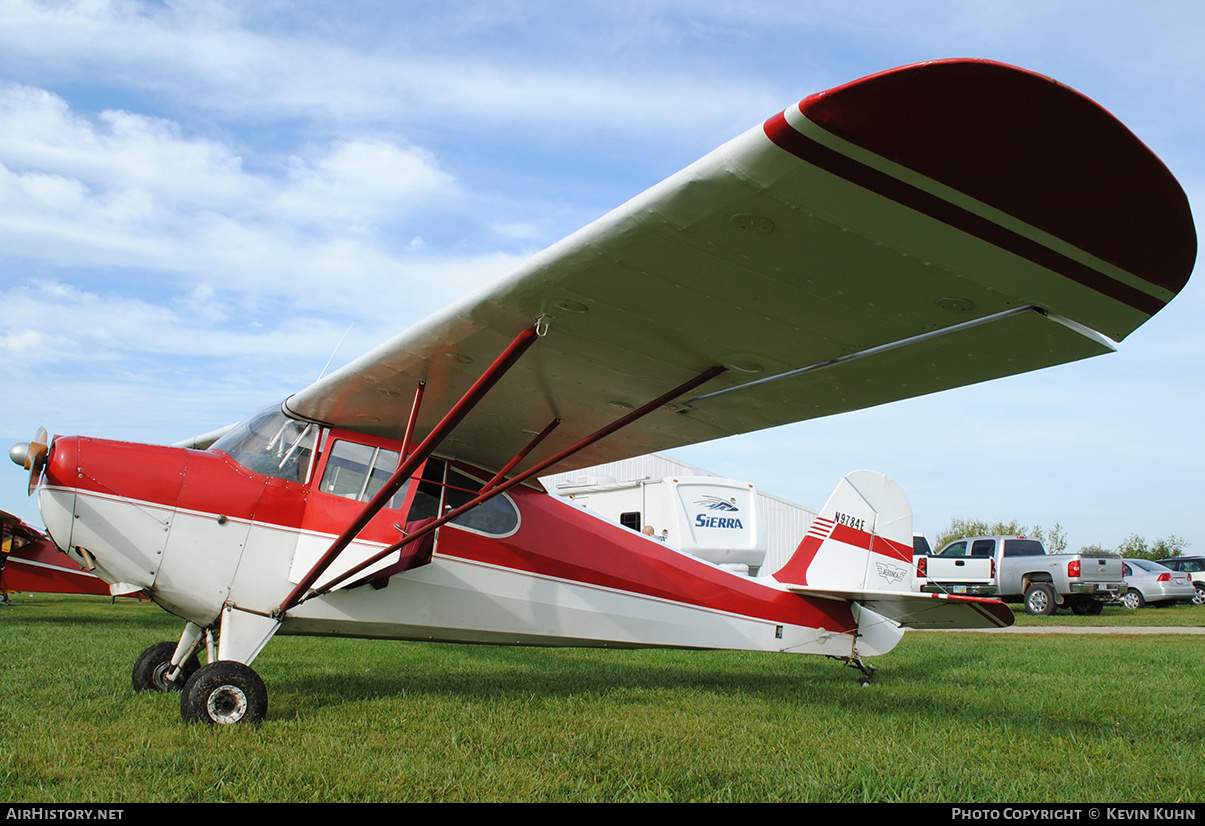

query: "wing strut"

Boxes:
[292, 364, 727, 604]
[278, 323, 543, 613]
[479, 416, 562, 494]
[400, 380, 426, 458]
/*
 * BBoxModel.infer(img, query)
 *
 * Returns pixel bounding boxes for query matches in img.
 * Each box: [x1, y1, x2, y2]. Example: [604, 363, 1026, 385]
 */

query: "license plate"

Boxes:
[953, 585, 967, 594]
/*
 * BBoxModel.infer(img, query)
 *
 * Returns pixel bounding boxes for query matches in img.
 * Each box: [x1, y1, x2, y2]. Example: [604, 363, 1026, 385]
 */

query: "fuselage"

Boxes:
[36, 407, 869, 662]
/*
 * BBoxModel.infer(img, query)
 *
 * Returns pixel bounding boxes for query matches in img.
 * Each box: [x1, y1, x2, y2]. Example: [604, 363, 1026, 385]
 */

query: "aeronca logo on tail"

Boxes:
[875, 561, 908, 585]
[693, 496, 743, 529]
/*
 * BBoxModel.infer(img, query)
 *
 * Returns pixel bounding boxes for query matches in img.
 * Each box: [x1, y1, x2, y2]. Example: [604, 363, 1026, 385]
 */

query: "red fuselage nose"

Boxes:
[39, 435, 188, 597]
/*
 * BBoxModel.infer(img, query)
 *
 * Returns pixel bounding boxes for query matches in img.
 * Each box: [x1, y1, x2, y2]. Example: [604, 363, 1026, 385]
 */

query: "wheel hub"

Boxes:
[208, 684, 249, 724]
[151, 662, 176, 690]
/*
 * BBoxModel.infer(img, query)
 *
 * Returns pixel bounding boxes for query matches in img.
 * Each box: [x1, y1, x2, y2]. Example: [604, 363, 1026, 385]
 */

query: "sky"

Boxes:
[1, 0, 1202, 554]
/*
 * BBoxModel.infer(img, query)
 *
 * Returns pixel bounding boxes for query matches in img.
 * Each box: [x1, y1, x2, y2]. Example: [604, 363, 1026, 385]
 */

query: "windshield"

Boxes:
[210, 402, 319, 483]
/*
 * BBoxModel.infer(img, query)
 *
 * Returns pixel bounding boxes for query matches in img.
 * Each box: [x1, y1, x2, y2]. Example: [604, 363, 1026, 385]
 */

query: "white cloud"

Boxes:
[0, 83, 475, 312]
[276, 140, 456, 228]
[0, 0, 787, 141]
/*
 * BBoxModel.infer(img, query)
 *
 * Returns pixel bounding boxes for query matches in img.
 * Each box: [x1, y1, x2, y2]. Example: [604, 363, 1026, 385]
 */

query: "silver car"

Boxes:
[1119, 559, 1197, 609]
[1156, 556, 1205, 606]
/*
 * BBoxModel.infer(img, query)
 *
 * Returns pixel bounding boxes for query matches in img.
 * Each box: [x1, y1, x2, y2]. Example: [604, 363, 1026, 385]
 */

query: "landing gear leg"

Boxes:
[846, 655, 875, 687]
[175, 606, 280, 724]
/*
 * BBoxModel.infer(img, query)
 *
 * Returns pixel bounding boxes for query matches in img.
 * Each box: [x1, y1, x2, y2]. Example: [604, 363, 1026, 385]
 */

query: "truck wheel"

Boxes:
[1071, 598, 1103, 616]
[1193, 585, 1205, 607]
[1024, 583, 1057, 616]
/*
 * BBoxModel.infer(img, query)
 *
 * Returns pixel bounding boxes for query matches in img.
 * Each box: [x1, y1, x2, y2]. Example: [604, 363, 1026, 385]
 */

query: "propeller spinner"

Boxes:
[9, 426, 49, 496]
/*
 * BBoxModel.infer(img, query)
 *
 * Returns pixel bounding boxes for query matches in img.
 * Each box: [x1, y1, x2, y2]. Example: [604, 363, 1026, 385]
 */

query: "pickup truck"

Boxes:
[915, 535, 1127, 615]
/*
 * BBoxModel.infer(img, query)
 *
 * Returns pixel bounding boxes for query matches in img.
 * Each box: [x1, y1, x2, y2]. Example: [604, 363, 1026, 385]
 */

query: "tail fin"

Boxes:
[772, 470, 913, 591]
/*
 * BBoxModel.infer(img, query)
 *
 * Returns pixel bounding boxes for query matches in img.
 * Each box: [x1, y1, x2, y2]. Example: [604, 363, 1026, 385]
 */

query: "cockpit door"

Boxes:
[289, 436, 425, 592]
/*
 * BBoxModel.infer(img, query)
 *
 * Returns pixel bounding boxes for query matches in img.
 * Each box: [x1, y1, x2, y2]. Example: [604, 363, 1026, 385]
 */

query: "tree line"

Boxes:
[930, 518, 1189, 561]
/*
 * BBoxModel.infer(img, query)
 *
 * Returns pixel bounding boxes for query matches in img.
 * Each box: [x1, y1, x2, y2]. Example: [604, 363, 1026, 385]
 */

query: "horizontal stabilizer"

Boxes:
[784, 584, 1014, 629]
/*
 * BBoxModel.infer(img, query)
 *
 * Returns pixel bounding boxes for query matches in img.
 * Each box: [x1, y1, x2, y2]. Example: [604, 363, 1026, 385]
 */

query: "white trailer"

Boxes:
[554, 475, 768, 575]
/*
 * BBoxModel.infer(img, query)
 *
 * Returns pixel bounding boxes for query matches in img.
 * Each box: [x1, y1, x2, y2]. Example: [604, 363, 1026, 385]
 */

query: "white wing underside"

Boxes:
[278, 62, 1190, 479]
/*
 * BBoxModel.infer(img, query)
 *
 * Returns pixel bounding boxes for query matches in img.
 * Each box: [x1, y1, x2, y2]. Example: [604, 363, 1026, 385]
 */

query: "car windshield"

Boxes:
[211, 402, 319, 483]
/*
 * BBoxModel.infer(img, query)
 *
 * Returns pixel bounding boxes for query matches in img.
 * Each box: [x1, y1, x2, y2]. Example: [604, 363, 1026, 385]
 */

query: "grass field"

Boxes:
[2, 594, 1203, 803]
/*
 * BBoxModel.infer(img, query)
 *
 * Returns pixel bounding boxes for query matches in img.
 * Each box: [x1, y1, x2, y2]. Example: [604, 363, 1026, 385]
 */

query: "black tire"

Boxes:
[1194, 585, 1205, 607]
[1024, 582, 1057, 616]
[132, 641, 201, 693]
[180, 661, 267, 725]
[1122, 589, 1147, 610]
[1071, 598, 1103, 616]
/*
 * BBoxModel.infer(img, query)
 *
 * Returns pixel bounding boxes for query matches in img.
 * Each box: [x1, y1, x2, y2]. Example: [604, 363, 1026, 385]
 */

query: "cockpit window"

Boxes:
[210, 403, 318, 483]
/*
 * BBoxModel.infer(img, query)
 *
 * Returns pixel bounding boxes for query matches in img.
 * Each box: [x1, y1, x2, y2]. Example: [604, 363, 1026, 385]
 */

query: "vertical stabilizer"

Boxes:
[772, 470, 913, 592]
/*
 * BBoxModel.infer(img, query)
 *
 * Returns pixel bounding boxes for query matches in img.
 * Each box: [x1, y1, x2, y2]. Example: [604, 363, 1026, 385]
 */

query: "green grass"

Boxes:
[2, 594, 1203, 802]
[1009, 600, 1205, 626]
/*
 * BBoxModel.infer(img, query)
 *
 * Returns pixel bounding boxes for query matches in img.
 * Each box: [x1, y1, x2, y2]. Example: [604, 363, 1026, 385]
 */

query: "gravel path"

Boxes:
[927, 625, 1205, 634]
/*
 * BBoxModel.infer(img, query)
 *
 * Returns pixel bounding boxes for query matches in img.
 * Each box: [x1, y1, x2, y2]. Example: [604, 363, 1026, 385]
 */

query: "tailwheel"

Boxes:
[845, 655, 875, 687]
[132, 641, 201, 692]
[180, 661, 267, 725]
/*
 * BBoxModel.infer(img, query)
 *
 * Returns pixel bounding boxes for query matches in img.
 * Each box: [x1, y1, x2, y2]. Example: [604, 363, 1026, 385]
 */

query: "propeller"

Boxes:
[9, 426, 50, 496]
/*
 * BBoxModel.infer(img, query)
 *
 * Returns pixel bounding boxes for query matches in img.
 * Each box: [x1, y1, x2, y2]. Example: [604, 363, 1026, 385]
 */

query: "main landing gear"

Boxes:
[179, 661, 268, 725]
[132, 641, 201, 693]
[131, 637, 268, 725]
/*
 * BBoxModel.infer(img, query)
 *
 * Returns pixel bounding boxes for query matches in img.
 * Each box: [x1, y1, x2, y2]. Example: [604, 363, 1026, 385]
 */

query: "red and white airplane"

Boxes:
[8, 59, 1195, 724]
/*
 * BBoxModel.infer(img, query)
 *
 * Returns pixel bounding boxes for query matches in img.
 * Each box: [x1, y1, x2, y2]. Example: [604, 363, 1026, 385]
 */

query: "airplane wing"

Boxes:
[1, 510, 109, 597]
[783, 584, 1014, 630]
[285, 59, 1195, 478]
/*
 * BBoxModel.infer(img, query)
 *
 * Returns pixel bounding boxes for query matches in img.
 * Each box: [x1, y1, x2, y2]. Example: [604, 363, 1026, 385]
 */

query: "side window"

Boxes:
[970, 540, 995, 558]
[319, 440, 408, 509]
[414, 459, 519, 536]
[620, 512, 642, 531]
[321, 441, 375, 499]
[1003, 539, 1044, 557]
[316, 451, 519, 536]
[407, 460, 444, 521]
[365, 449, 400, 503]
[442, 468, 519, 536]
